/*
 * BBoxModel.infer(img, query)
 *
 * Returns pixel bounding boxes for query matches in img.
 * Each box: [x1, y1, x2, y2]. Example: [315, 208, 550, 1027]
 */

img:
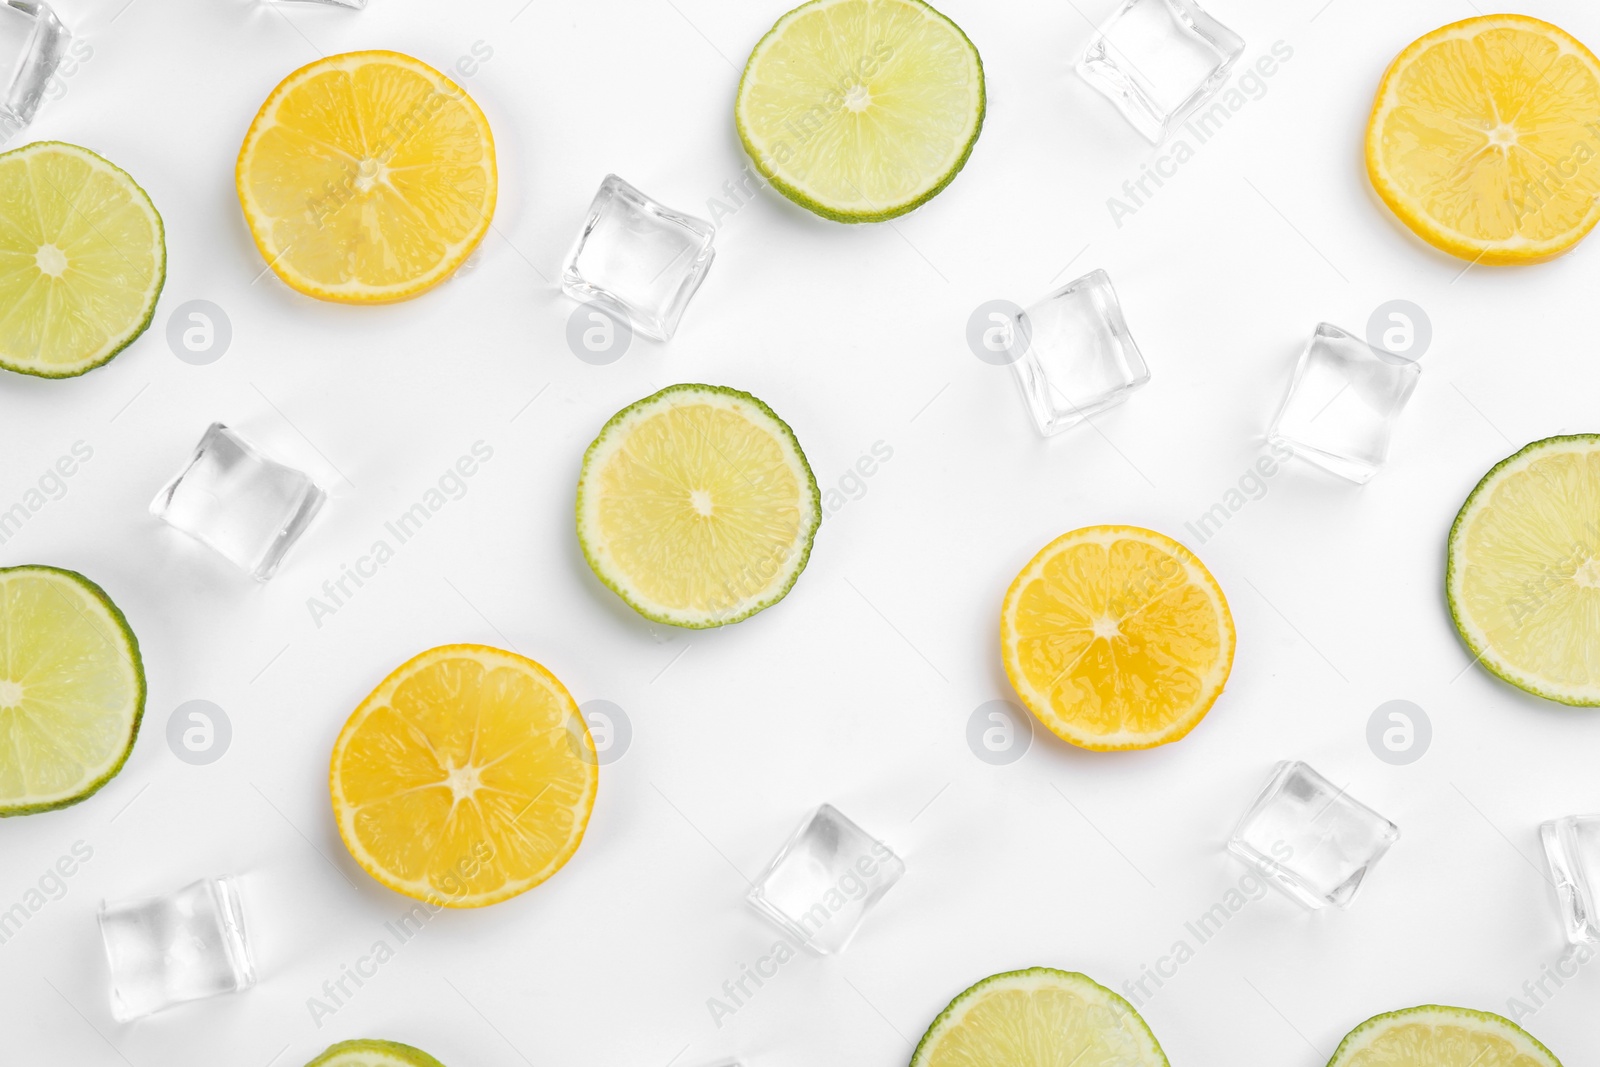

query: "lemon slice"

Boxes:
[307, 1040, 448, 1067]
[0, 566, 145, 816]
[576, 384, 821, 628]
[0, 142, 165, 378]
[1329, 1005, 1563, 1067]
[1367, 15, 1600, 264]
[237, 51, 496, 302]
[1001, 526, 1234, 750]
[329, 645, 597, 908]
[912, 968, 1168, 1067]
[735, 0, 985, 222]
[1447, 435, 1600, 705]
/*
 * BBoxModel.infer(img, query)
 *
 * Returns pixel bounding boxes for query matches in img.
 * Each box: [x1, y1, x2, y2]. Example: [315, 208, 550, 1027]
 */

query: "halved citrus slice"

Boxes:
[307, 1040, 448, 1067]
[0, 142, 165, 378]
[1447, 434, 1600, 705]
[735, 0, 985, 222]
[329, 645, 597, 907]
[1367, 15, 1600, 264]
[237, 51, 496, 302]
[1329, 1005, 1563, 1067]
[576, 384, 821, 628]
[0, 566, 145, 815]
[1001, 526, 1234, 750]
[911, 968, 1168, 1067]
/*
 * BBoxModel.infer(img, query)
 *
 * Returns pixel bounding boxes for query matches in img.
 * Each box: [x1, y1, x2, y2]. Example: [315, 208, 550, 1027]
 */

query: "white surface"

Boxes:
[2, 0, 1600, 1064]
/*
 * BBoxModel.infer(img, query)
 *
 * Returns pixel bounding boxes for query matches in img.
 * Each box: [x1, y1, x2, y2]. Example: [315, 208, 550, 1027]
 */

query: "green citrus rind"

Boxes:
[305, 1039, 449, 1067]
[1445, 434, 1600, 705]
[910, 967, 1169, 1067]
[0, 141, 166, 378]
[735, 0, 986, 223]
[0, 565, 145, 816]
[1327, 1004, 1563, 1067]
[576, 383, 820, 629]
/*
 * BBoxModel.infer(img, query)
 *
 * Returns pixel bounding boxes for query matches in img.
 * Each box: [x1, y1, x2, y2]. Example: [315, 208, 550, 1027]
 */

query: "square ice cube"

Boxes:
[150, 422, 326, 581]
[1077, 0, 1244, 142]
[1267, 323, 1420, 484]
[562, 174, 715, 342]
[747, 803, 905, 955]
[0, 1, 70, 144]
[1540, 815, 1600, 944]
[1011, 269, 1150, 436]
[98, 877, 255, 1022]
[1228, 761, 1400, 910]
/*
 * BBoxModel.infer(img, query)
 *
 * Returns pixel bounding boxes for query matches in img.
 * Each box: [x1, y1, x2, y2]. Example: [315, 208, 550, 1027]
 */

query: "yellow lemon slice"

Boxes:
[237, 51, 496, 302]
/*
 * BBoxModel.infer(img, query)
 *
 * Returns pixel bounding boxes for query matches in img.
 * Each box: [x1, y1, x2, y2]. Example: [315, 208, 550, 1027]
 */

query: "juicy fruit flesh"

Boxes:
[1453, 442, 1600, 696]
[0, 569, 141, 810]
[239, 53, 494, 298]
[331, 647, 596, 907]
[738, 0, 982, 216]
[1004, 529, 1232, 748]
[1332, 1010, 1560, 1067]
[0, 144, 162, 373]
[1370, 17, 1600, 259]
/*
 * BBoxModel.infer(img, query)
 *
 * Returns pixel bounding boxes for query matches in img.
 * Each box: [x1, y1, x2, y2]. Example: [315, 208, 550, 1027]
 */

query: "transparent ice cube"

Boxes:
[150, 422, 326, 581]
[1540, 815, 1600, 944]
[561, 174, 715, 342]
[0, 0, 69, 144]
[98, 877, 255, 1022]
[1078, 0, 1244, 142]
[1228, 761, 1400, 910]
[1011, 269, 1150, 436]
[747, 803, 905, 955]
[1267, 323, 1420, 484]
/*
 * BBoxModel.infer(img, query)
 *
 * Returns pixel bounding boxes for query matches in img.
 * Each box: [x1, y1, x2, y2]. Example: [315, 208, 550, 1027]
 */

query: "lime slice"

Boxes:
[576, 384, 820, 628]
[0, 142, 165, 378]
[735, 0, 985, 222]
[0, 566, 145, 816]
[911, 968, 1168, 1067]
[1446, 435, 1600, 705]
[306, 1040, 448, 1067]
[1329, 1005, 1563, 1067]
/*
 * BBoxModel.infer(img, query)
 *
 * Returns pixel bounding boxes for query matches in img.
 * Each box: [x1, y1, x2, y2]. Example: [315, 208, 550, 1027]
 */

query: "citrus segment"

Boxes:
[735, 0, 985, 222]
[1367, 15, 1600, 263]
[0, 566, 145, 815]
[237, 51, 496, 302]
[1329, 1005, 1563, 1067]
[1001, 526, 1234, 750]
[911, 968, 1168, 1067]
[1447, 434, 1600, 704]
[0, 142, 165, 377]
[330, 645, 597, 907]
[576, 384, 820, 628]
[307, 1039, 449, 1067]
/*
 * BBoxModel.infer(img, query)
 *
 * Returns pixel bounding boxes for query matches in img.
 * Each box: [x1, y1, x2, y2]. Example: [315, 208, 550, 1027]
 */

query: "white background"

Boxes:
[3, 0, 1600, 1064]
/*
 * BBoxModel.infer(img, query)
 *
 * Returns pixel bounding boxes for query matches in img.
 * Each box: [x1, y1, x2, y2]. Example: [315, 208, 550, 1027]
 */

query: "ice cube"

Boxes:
[0, 0, 70, 144]
[98, 877, 255, 1021]
[561, 174, 715, 342]
[1228, 761, 1400, 910]
[1077, 0, 1244, 142]
[1010, 269, 1150, 436]
[747, 803, 905, 955]
[1267, 323, 1420, 483]
[1540, 815, 1600, 944]
[150, 422, 326, 581]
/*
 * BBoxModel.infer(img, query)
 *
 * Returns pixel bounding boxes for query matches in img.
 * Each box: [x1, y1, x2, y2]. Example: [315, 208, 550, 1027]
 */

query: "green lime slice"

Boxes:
[1446, 434, 1600, 705]
[0, 566, 145, 816]
[911, 968, 1168, 1067]
[0, 141, 165, 378]
[735, 0, 985, 222]
[306, 1040, 448, 1067]
[1329, 1005, 1563, 1067]
[576, 384, 820, 628]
